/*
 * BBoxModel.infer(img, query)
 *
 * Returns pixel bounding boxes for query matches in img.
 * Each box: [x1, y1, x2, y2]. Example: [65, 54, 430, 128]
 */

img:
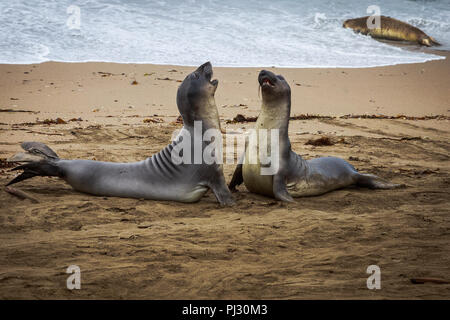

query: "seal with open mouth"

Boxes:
[7, 62, 235, 205]
[229, 70, 403, 201]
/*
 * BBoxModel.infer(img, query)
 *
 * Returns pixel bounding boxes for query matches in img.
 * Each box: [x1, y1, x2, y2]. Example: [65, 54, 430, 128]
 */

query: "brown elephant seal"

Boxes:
[229, 70, 403, 202]
[343, 16, 440, 47]
[7, 62, 235, 206]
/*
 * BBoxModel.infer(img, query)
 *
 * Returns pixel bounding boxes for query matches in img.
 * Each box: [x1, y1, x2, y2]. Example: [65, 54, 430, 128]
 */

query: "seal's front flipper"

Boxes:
[210, 172, 235, 206]
[356, 173, 405, 189]
[211, 182, 235, 206]
[6, 142, 61, 186]
[273, 174, 294, 202]
[228, 152, 246, 192]
[214, 190, 235, 206]
[228, 163, 243, 192]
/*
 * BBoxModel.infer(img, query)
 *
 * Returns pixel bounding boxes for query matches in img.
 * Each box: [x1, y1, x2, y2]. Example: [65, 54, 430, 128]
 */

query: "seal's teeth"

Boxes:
[262, 78, 273, 86]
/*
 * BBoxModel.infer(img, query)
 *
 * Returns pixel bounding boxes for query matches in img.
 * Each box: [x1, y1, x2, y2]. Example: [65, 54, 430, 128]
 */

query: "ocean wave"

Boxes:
[0, 0, 448, 67]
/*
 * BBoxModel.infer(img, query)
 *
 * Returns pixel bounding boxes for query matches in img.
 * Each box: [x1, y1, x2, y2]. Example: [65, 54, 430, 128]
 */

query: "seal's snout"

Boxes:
[196, 61, 218, 88]
[198, 61, 213, 79]
[258, 70, 275, 87]
[198, 61, 212, 70]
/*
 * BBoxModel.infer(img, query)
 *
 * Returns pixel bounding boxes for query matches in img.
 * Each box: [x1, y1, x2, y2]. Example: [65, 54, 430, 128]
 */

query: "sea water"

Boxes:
[0, 0, 448, 67]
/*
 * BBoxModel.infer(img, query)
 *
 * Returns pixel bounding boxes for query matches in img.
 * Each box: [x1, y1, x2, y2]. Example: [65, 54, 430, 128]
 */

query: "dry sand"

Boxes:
[0, 51, 449, 299]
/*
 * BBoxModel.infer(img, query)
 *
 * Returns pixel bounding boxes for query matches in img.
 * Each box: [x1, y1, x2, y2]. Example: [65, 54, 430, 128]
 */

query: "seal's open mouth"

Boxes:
[199, 61, 218, 87]
[204, 66, 213, 81]
[207, 70, 218, 87]
[258, 70, 276, 88]
[261, 77, 274, 87]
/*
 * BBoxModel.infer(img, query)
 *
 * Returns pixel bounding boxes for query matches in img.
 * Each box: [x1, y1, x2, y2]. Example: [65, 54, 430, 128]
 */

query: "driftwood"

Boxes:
[0, 108, 39, 114]
[410, 278, 450, 284]
[4, 186, 39, 203]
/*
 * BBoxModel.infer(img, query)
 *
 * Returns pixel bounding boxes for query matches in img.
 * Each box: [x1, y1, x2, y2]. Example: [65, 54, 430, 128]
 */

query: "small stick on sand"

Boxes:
[26, 130, 64, 136]
[4, 186, 39, 203]
[410, 278, 450, 284]
[0, 108, 39, 114]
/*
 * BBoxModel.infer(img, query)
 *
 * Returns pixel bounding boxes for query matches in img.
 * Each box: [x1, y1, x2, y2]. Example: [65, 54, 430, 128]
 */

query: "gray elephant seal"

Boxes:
[229, 70, 402, 202]
[7, 62, 234, 205]
[343, 16, 440, 47]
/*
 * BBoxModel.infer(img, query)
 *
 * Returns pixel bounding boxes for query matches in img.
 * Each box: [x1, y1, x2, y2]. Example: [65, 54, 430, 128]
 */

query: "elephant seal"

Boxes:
[7, 62, 235, 205]
[343, 16, 440, 47]
[229, 70, 402, 202]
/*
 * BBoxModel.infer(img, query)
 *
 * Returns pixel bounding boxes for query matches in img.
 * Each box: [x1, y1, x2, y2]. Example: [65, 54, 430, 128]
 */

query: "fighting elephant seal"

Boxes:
[7, 62, 235, 205]
[343, 16, 440, 47]
[229, 70, 403, 202]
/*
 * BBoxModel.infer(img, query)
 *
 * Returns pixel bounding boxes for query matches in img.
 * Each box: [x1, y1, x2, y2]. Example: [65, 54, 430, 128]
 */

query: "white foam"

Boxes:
[0, 0, 448, 67]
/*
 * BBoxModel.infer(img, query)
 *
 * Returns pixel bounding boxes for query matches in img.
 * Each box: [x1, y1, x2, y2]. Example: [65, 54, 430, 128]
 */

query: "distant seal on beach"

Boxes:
[343, 16, 440, 47]
[228, 70, 403, 201]
[7, 62, 235, 205]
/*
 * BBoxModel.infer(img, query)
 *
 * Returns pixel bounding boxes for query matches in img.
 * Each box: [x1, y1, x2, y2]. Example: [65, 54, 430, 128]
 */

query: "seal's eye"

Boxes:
[277, 75, 285, 81]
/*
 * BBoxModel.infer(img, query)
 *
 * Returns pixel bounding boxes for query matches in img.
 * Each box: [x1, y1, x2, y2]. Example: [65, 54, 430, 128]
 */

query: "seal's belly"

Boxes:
[178, 185, 209, 203]
[287, 178, 337, 197]
[242, 163, 273, 197]
[288, 157, 358, 197]
[62, 159, 209, 202]
[369, 28, 418, 42]
[241, 125, 276, 197]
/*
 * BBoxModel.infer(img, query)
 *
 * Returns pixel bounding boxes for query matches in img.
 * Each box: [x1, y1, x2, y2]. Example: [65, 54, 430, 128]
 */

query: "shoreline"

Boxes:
[1, 48, 447, 69]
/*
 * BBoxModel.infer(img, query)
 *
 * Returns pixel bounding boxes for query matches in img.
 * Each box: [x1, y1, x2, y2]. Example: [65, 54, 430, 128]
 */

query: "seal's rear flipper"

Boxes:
[9, 142, 59, 162]
[430, 36, 441, 46]
[356, 173, 405, 189]
[421, 36, 441, 47]
[6, 142, 61, 186]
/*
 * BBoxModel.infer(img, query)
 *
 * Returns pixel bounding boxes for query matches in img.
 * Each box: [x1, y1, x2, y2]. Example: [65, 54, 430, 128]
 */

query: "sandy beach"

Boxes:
[0, 51, 449, 299]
